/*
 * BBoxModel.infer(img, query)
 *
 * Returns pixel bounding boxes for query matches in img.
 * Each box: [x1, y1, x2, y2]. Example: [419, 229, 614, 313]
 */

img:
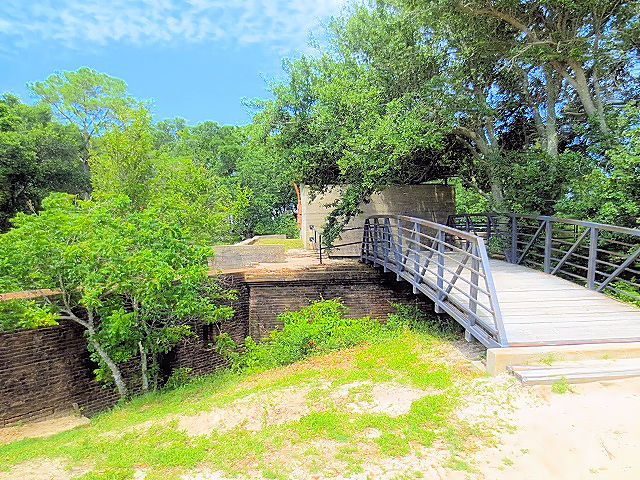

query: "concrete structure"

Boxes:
[210, 235, 287, 270]
[300, 184, 455, 256]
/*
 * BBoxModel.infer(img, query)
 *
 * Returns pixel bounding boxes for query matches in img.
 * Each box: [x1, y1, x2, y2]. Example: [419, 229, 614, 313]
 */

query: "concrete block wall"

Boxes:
[300, 184, 456, 256]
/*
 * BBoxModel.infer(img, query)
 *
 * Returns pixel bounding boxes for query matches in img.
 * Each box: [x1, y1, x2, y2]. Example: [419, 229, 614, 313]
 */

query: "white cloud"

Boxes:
[0, 0, 347, 50]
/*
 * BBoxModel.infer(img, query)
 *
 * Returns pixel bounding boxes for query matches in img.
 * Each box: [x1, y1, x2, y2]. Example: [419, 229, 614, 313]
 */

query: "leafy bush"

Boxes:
[0, 299, 58, 332]
[164, 367, 193, 390]
[231, 299, 448, 373]
[387, 303, 461, 338]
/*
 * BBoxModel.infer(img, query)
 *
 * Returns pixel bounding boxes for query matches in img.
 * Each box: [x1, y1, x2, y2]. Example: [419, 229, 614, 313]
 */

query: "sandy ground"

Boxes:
[0, 415, 89, 445]
[473, 377, 640, 480]
[3, 342, 640, 479]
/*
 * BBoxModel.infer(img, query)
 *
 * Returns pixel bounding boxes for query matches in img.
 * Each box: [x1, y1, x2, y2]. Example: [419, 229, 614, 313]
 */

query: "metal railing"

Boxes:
[446, 213, 499, 241]
[309, 225, 364, 264]
[360, 215, 507, 348]
[506, 214, 640, 304]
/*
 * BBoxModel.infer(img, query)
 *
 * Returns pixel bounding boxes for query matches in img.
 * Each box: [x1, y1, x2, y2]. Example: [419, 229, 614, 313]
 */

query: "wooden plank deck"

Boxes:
[440, 258, 640, 346]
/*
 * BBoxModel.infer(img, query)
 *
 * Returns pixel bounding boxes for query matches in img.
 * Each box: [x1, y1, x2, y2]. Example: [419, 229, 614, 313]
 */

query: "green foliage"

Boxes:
[551, 377, 571, 394]
[233, 299, 442, 372]
[451, 178, 489, 214]
[0, 192, 234, 395]
[608, 281, 640, 307]
[154, 119, 297, 238]
[556, 103, 640, 227]
[164, 367, 193, 390]
[0, 322, 480, 479]
[29, 67, 139, 168]
[0, 94, 89, 231]
[0, 299, 58, 331]
[251, 0, 639, 234]
[90, 107, 155, 208]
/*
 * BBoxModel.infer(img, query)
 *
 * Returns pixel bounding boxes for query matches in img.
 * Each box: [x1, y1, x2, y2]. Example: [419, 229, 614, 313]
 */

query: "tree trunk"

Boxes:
[89, 335, 128, 398]
[544, 67, 559, 158]
[139, 341, 149, 392]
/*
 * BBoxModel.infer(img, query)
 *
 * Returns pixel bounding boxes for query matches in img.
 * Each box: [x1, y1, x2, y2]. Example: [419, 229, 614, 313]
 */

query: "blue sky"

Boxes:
[0, 0, 348, 125]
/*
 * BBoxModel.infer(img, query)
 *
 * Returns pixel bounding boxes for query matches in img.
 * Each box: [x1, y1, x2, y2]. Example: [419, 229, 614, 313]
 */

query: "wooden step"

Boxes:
[508, 358, 640, 385]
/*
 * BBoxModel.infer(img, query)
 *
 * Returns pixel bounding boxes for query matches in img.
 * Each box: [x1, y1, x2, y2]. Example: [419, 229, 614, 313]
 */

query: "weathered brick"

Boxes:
[0, 265, 432, 425]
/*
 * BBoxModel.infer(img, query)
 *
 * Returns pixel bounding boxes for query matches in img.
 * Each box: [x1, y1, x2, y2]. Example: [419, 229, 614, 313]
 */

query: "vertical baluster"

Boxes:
[361, 219, 369, 261]
[469, 243, 479, 328]
[396, 219, 403, 279]
[511, 215, 518, 263]
[544, 219, 553, 273]
[412, 222, 420, 291]
[383, 218, 391, 272]
[373, 218, 379, 262]
[435, 229, 445, 313]
[587, 227, 599, 289]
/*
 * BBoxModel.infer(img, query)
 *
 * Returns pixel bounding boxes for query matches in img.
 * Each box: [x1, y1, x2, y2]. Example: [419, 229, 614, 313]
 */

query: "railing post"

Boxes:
[587, 227, 599, 289]
[510, 215, 518, 263]
[435, 229, 445, 313]
[373, 218, 379, 261]
[412, 222, 420, 289]
[395, 219, 403, 279]
[360, 220, 367, 261]
[383, 218, 391, 272]
[544, 219, 553, 273]
[469, 243, 479, 327]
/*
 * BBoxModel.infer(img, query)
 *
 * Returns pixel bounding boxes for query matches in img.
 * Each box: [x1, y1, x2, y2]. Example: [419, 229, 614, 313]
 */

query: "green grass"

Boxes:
[0, 323, 488, 479]
[254, 237, 304, 251]
[551, 376, 571, 394]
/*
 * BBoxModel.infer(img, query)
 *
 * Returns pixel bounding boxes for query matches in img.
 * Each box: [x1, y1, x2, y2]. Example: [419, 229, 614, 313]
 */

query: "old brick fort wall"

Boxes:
[0, 265, 431, 426]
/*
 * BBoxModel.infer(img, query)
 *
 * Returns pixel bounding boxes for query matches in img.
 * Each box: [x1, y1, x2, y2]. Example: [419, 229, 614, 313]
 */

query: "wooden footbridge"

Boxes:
[359, 214, 640, 350]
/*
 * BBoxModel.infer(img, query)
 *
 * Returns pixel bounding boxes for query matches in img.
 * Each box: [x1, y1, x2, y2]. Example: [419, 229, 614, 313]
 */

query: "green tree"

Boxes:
[0, 193, 233, 396]
[0, 94, 89, 231]
[556, 103, 640, 226]
[251, 6, 457, 241]
[90, 107, 155, 209]
[155, 119, 297, 238]
[29, 67, 139, 177]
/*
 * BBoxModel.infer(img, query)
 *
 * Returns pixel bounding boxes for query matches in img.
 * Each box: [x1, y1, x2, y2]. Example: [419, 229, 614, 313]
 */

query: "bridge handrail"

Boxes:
[360, 214, 507, 348]
[507, 213, 640, 237]
[506, 214, 640, 304]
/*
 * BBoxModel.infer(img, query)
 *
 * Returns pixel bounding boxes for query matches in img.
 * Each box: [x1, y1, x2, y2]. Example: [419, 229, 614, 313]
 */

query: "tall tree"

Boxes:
[0, 94, 89, 231]
[29, 67, 139, 177]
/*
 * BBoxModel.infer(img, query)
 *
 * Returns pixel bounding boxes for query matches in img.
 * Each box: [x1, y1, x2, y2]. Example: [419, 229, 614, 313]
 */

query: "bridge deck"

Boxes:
[448, 258, 640, 346]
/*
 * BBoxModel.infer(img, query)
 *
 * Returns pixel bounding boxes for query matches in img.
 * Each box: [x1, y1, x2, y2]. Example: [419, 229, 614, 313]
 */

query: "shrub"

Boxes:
[164, 367, 193, 390]
[387, 303, 461, 338]
[232, 299, 443, 373]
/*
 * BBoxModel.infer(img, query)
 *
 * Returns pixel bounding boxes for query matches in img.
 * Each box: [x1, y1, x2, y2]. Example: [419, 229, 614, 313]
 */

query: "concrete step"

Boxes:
[508, 358, 640, 385]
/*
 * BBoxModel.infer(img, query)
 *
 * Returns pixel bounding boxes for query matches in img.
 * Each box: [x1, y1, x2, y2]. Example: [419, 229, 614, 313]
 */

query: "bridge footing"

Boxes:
[487, 342, 640, 375]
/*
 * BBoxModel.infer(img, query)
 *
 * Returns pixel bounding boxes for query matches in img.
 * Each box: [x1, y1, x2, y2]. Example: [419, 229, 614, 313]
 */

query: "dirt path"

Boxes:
[472, 377, 640, 480]
[0, 415, 88, 445]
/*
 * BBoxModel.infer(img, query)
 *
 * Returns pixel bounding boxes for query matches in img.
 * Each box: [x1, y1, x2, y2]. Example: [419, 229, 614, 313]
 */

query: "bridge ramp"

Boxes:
[466, 259, 640, 345]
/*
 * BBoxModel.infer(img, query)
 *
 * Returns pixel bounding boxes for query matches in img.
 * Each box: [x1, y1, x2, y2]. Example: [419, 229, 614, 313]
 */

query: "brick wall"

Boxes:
[0, 322, 121, 425]
[0, 264, 433, 425]
[245, 267, 431, 340]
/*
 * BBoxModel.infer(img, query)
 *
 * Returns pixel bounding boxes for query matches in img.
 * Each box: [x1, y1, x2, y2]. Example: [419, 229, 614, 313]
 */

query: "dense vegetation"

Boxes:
[0, 0, 638, 398]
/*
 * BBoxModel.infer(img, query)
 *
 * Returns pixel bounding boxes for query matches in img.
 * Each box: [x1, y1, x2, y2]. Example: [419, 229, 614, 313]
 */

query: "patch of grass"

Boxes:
[254, 238, 304, 251]
[502, 456, 514, 466]
[539, 353, 556, 366]
[445, 457, 470, 471]
[551, 376, 571, 394]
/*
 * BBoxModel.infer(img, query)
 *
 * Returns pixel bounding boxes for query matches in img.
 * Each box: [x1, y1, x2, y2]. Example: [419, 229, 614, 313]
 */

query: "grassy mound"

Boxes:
[0, 302, 488, 480]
